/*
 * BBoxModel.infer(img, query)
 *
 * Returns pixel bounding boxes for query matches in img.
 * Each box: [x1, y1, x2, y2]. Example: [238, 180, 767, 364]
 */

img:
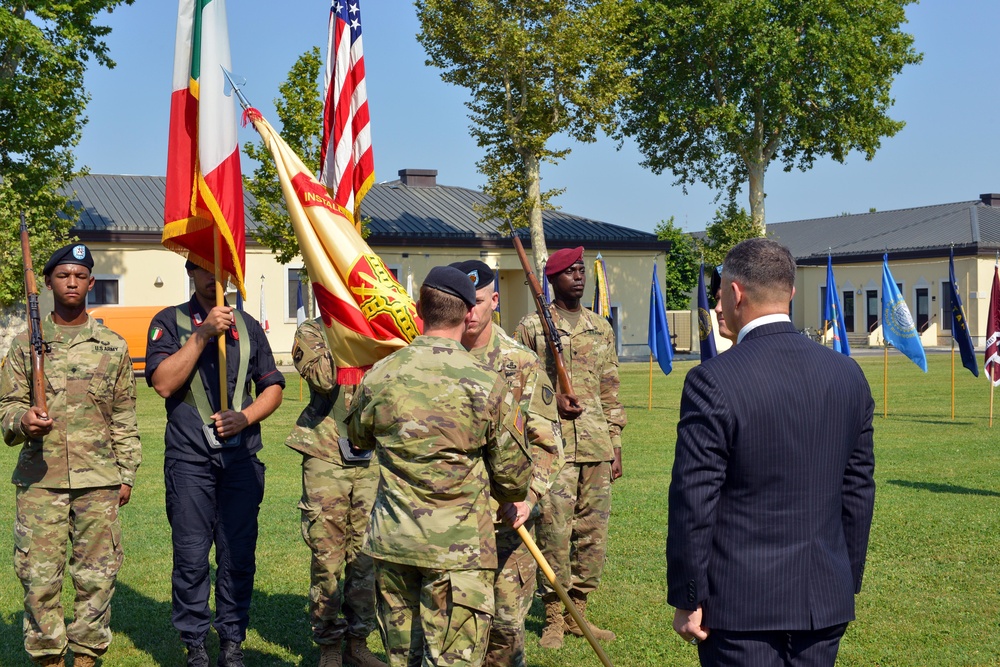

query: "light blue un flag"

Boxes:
[881, 254, 927, 372]
[824, 255, 851, 356]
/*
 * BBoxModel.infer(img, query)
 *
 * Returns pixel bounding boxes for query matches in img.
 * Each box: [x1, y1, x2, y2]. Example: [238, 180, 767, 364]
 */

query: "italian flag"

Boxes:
[163, 0, 246, 296]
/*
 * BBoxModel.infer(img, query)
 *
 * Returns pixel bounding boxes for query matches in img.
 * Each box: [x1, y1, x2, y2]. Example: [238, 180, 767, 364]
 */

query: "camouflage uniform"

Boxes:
[0, 314, 141, 664]
[347, 335, 533, 667]
[468, 326, 563, 667]
[515, 306, 626, 604]
[286, 319, 380, 650]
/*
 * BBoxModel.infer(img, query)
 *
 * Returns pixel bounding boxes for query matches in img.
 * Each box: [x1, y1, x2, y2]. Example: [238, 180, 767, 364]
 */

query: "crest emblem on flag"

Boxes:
[698, 307, 713, 341]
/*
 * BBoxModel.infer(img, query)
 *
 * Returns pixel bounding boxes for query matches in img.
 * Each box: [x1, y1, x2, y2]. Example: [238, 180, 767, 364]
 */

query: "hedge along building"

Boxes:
[51, 169, 670, 364]
[764, 193, 1000, 349]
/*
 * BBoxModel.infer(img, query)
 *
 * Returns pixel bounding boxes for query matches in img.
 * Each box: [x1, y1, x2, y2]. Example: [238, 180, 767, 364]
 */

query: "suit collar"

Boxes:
[740, 319, 799, 343]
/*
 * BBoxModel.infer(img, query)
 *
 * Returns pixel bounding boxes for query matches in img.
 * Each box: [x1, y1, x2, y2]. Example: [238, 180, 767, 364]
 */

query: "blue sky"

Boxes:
[76, 1, 997, 234]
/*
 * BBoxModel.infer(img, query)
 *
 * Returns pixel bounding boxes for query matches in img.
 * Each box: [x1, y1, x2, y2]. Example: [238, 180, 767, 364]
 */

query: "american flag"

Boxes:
[319, 0, 374, 231]
[985, 263, 1000, 385]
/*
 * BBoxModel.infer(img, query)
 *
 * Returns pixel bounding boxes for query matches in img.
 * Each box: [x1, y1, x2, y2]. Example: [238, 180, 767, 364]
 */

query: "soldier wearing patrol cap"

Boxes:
[450, 259, 564, 667]
[0, 243, 141, 667]
[514, 246, 627, 649]
[347, 266, 533, 667]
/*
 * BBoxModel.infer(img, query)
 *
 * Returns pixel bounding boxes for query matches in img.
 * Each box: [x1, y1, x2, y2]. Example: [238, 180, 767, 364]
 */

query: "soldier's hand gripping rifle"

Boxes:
[20, 213, 48, 413]
[506, 221, 577, 405]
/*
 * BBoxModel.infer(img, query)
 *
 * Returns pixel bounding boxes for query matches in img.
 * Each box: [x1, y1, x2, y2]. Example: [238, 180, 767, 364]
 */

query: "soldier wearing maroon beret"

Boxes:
[514, 245, 626, 649]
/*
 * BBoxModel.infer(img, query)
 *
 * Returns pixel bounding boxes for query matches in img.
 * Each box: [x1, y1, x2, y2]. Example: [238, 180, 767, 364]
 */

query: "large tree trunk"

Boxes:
[523, 153, 548, 280]
[747, 159, 767, 236]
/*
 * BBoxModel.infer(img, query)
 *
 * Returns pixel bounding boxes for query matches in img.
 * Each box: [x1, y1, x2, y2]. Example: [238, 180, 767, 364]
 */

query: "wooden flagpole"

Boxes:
[951, 339, 956, 421]
[214, 230, 228, 411]
[648, 354, 653, 410]
[883, 343, 888, 419]
[986, 380, 996, 428]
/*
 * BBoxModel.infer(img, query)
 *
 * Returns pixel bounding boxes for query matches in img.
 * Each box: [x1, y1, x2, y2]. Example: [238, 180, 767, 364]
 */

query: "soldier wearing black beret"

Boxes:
[42, 243, 95, 277]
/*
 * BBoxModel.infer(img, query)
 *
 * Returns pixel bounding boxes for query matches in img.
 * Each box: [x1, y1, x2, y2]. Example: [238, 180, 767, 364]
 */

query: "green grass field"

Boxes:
[1, 353, 999, 666]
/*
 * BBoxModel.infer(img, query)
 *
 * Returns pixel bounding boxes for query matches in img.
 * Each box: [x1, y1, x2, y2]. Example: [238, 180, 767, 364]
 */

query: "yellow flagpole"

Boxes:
[883, 344, 888, 419]
[951, 339, 956, 421]
[214, 230, 228, 412]
[991, 382, 995, 428]
[648, 354, 653, 410]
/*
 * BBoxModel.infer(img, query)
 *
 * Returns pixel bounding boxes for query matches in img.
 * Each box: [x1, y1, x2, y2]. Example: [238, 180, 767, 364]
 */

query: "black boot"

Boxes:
[186, 644, 209, 667]
[217, 641, 244, 667]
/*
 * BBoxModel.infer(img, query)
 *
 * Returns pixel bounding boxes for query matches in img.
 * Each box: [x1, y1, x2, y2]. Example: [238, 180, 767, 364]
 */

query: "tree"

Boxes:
[1, 1, 133, 355]
[0, 1, 134, 308]
[621, 0, 922, 233]
[243, 47, 325, 267]
[700, 201, 759, 269]
[654, 216, 700, 310]
[416, 1, 635, 278]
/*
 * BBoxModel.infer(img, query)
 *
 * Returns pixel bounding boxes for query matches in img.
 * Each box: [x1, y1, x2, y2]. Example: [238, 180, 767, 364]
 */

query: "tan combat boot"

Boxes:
[539, 600, 565, 649]
[34, 655, 64, 667]
[72, 655, 97, 667]
[342, 636, 386, 667]
[564, 596, 616, 641]
[318, 643, 342, 667]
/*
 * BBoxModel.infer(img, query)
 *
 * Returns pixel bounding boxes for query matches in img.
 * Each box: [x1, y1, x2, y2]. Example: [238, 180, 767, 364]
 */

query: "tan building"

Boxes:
[765, 194, 1000, 349]
[56, 170, 670, 365]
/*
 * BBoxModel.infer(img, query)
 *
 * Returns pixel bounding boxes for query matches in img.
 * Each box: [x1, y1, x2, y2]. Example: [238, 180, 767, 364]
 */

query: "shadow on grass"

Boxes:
[0, 608, 27, 666]
[886, 479, 1000, 497]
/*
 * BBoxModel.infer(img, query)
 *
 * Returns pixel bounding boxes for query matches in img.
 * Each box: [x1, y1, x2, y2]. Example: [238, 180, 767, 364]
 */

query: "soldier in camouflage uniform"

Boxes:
[0, 243, 141, 667]
[450, 260, 564, 667]
[287, 317, 386, 667]
[347, 266, 534, 667]
[514, 246, 627, 649]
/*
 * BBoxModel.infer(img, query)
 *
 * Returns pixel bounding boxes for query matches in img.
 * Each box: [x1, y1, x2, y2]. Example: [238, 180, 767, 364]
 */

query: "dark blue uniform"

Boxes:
[146, 296, 285, 648]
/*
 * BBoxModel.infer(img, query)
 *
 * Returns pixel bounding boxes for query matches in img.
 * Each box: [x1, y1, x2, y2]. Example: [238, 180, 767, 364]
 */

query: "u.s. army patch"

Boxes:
[542, 386, 554, 405]
[292, 344, 304, 364]
[513, 404, 525, 436]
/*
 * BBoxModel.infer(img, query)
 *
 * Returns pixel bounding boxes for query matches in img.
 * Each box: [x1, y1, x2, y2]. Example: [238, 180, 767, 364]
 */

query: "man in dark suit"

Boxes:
[667, 238, 875, 666]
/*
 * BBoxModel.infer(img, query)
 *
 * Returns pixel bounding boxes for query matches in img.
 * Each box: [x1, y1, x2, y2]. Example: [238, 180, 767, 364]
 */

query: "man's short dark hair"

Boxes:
[419, 285, 469, 328]
[723, 238, 796, 302]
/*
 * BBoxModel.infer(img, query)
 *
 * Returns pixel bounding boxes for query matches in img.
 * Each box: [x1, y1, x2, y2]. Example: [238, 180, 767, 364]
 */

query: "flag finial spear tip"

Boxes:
[221, 66, 252, 110]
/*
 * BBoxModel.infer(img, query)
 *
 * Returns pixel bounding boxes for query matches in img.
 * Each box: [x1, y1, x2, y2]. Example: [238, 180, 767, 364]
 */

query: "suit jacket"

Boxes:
[667, 321, 875, 632]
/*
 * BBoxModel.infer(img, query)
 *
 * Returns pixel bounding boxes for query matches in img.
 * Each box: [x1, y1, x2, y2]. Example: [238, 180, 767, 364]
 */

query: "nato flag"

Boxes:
[648, 264, 673, 375]
[881, 254, 927, 372]
[949, 248, 979, 376]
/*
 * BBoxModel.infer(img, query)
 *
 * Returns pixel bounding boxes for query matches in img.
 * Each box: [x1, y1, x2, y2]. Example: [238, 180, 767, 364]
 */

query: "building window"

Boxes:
[916, 287, 929, 331]
[89, 276, 121, 306]
[842, 291, 855, 333]
[287, 268, 304, 320]
[941, 282, 952, 331]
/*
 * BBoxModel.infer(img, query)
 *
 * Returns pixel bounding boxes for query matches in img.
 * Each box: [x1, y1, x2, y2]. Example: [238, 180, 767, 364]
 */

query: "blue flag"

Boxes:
[697, 263, 717, 361]
[824, 256, 851, 356]
[648, 264, 673, 375]
[949, 248, 978, 376]
[881, 254, 927, 372]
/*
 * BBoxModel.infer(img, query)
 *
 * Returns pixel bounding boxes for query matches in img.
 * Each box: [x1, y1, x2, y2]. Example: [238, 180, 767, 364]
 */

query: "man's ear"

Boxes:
[86, 275, 96, 293]
[415, 300, 423, 319]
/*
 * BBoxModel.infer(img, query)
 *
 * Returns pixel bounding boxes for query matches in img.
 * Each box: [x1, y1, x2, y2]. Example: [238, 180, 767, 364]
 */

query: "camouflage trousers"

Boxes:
[13, 485, 123, 662]
[374, 560, 493, 667]
[300, 455, 379, 645]
[534, 461, 612, 601]
[484, 519, 537, 667]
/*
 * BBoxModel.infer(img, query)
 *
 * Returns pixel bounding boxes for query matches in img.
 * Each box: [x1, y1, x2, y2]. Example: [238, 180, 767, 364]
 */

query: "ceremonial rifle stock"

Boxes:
[20, 213, 48, 413]
[506, 222, 574, 397]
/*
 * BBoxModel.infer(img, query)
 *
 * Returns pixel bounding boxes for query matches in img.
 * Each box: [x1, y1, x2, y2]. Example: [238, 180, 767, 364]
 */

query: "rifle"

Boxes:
[506, 221, 574, 397]
[20, 213, 48, 413]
